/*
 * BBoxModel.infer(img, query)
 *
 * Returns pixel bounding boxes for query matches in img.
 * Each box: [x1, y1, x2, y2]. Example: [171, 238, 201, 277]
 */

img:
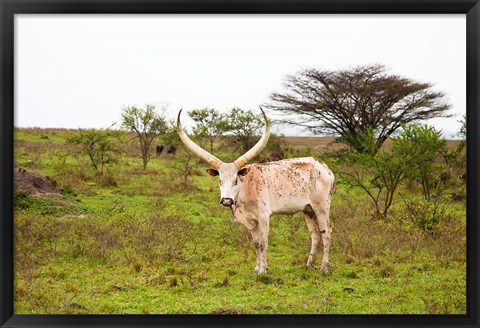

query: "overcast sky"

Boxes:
[15, 14, 466, 137]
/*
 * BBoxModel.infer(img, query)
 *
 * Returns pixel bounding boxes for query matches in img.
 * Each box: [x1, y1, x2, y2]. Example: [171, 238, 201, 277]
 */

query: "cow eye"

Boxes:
[233, 179, 238, 186]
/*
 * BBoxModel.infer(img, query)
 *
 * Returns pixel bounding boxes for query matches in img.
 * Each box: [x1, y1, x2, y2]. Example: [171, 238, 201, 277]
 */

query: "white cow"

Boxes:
[177, 107, 335, 274]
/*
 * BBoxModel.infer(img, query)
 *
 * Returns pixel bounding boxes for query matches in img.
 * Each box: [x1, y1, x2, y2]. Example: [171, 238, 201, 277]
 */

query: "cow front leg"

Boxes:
[250, 219, 269, 274]
[253, 240, 266, 274]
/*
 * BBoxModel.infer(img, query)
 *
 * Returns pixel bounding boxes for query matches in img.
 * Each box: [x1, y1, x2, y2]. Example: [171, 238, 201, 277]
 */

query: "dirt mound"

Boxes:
[14, 168, 61, 196]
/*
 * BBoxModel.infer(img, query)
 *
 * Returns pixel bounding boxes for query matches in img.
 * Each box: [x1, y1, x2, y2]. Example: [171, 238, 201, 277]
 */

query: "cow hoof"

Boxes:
[254, 267, 268, 274]
[320, 263, 330, 273]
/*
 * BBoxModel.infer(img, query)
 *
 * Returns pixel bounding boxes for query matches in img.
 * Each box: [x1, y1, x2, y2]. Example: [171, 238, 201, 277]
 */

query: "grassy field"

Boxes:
[13, 128, 466, 314]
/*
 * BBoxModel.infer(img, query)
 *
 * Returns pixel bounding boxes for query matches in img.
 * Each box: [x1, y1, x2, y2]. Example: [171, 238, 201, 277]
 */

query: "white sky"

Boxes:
[15, 14, 466, 137]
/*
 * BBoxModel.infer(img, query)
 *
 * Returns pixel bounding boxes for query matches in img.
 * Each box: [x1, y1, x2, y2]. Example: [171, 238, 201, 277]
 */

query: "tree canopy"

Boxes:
[121, 104, 168, 169]
[188, 108, 227, 152]
[223, 108, 264, 153]
[267, 64, 451, 155]
[66, 128, 121, 175]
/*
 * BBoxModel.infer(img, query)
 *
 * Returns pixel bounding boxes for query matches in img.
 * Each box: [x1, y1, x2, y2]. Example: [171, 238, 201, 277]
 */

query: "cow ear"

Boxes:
[238, 167, 250, 176]
[206, 169, 219, 176]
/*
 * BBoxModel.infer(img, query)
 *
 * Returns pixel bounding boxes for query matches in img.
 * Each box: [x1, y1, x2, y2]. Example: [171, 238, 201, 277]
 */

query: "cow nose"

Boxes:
[220, 197, 234, 207]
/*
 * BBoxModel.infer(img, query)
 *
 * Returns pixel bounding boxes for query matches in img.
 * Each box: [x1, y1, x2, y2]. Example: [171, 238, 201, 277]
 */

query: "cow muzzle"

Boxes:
[220, 197, 234, 207]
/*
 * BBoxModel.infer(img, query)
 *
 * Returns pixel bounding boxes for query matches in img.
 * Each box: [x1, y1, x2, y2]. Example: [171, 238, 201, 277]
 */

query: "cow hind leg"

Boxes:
[304, 208, 322, 268]
[310, 203, 332, 273]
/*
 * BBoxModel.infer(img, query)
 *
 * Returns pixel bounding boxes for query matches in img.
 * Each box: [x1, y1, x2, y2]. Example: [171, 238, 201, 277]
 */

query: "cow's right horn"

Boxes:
[177, 109, 223, 169]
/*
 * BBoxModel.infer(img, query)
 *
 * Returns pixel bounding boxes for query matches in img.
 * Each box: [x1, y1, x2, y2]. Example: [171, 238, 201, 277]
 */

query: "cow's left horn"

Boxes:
[177, 109, 223, 169]
[234, 106, 270, 168]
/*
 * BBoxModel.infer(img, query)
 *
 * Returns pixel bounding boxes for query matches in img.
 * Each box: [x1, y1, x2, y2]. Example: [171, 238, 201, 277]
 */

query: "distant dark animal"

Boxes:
[269, 151, 284, 161]
[434, 170, 451, 189]
[439, 171, 451, 185]
[450, 193, 465, 202]
[259, 151, 284, 163]
[167, 146, 176, 155]
[156, 145, 164, 156]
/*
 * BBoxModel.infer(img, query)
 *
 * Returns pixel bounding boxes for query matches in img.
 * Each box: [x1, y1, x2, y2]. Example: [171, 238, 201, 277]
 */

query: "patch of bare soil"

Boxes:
[14, 168, 61, 196]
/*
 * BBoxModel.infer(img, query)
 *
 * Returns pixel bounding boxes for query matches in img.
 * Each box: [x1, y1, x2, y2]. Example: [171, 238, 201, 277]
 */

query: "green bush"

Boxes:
[393, 124, 446, 201]
[403, 198, 447, 234]
[336, 149, 408, 219]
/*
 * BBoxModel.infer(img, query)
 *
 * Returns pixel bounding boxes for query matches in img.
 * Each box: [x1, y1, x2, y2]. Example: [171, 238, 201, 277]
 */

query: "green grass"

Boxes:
[13, 128, 467, 314]
[14, 247, 465, 314]
[15, 130, 65, 143]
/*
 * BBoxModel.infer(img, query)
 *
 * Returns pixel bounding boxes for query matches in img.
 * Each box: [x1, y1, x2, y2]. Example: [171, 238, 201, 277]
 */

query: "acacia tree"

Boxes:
[121, 104, 168, 169]
[66, 128, 121, 175]
[224, 108, 264, 153]
[267, 64, 451, 155]
[188, 108, 226, 152]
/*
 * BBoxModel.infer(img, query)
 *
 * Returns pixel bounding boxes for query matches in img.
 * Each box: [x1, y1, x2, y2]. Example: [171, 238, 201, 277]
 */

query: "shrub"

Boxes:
[403, 198, 447, 234]
[393, 124, 446, 201]
[337, 150, 408, 219]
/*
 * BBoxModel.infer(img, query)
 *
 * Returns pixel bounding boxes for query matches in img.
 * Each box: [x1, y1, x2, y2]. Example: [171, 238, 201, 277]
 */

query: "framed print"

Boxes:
[1, 1, 479, 328]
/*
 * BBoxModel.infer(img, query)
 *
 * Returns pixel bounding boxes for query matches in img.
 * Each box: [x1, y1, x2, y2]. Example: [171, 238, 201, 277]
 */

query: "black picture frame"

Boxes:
[1, 1, 479, 327]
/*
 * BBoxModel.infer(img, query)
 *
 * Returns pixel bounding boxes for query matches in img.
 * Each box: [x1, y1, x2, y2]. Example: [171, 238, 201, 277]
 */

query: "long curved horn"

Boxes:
[234, 106, 270, 168]
[177, 109, 223, 169]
